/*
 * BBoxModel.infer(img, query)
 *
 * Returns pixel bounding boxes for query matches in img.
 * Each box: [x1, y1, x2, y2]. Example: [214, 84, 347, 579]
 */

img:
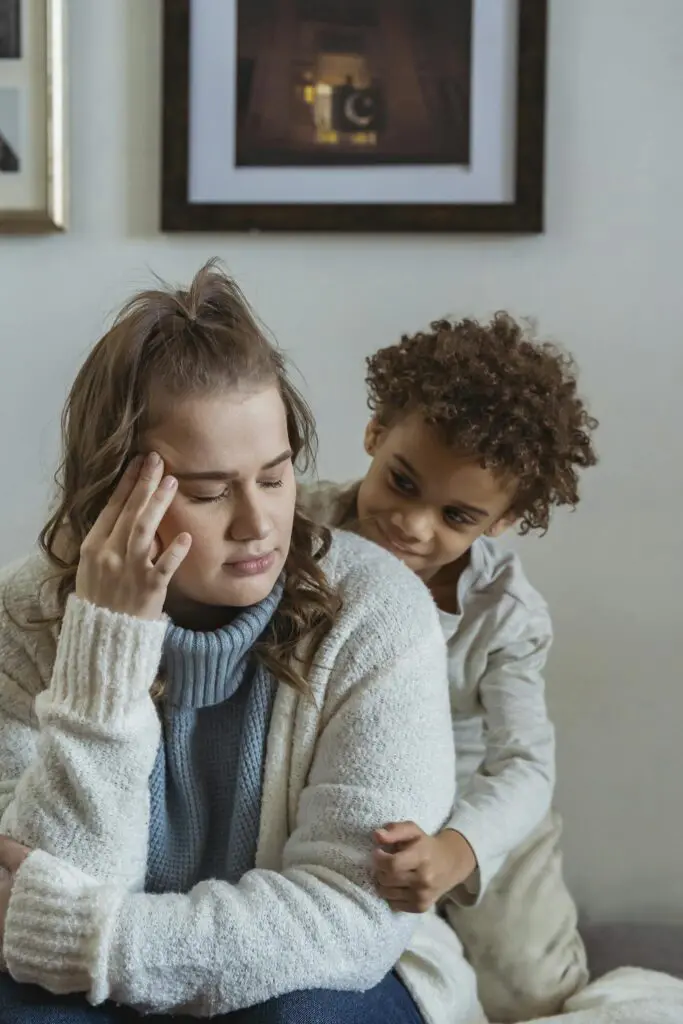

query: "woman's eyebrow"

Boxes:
[172, 449, 293, 482]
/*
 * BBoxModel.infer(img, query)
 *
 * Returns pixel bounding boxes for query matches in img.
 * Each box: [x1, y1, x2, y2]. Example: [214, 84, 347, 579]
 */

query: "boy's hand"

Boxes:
[372, 822, 477, 913]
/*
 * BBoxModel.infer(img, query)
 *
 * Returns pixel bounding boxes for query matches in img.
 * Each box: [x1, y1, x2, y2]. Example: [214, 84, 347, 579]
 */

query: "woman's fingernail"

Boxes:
[127, 454, 143, 472]
[160, 475, 177, 491]
[147, 452, 161, 468]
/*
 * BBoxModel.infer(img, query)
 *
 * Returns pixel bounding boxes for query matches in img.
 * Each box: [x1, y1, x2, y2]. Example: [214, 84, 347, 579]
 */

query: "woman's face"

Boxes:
[141, 386, 296, 618]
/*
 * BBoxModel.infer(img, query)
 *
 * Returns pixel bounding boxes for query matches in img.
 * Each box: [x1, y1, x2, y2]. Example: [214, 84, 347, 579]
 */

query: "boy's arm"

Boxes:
[445, 609, 555, 905]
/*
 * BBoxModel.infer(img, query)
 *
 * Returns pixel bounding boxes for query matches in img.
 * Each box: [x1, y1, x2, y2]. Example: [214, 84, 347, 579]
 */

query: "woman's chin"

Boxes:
[216, 562, 283, 608]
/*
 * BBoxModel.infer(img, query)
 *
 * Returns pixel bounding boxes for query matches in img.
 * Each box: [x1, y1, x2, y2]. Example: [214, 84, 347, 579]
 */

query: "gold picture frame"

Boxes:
[0, 0, 67, 233]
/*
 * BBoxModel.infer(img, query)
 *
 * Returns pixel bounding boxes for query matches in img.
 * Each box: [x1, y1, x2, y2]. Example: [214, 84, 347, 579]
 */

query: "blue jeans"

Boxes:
[0, 972, 423, 1024]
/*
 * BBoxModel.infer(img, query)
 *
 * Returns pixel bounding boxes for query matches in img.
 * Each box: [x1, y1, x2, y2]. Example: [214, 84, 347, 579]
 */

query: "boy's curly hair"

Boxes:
[366, 313, 598, 534]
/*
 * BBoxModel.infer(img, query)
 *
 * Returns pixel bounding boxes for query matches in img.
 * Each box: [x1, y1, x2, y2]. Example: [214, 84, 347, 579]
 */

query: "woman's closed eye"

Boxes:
[189, 490, 229, 504]
[190, 477, 284, 504]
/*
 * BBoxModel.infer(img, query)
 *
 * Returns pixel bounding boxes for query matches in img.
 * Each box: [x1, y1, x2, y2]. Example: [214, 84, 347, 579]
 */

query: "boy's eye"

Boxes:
[390, 469, 416, 495]
[444, 507, 471, 527]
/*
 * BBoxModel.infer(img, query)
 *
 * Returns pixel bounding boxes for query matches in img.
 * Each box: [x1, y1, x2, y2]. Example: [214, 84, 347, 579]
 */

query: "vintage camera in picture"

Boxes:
[331, 81, 386, 133]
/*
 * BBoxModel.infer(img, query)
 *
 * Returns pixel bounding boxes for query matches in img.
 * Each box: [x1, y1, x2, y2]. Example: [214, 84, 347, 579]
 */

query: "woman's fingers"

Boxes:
[75, 453, 187, 620]
[82, 456, 142, 548]
[126, 475, 179, 562]
[111, 453, 165, 551]
[153, 533, 192, 581]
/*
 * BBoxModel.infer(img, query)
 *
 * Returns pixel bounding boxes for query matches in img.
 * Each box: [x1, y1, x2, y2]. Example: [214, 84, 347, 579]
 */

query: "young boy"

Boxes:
[301, 313, 598, 1022]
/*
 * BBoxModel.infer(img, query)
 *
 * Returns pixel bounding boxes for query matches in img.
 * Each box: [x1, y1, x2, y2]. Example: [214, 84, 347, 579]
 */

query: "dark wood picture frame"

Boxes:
[161, 0, 547, 233]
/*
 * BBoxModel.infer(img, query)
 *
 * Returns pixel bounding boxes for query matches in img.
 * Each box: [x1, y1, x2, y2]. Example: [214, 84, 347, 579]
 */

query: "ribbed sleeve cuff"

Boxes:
[40, 594, 167, 727]
[4, 850, 120, 1002]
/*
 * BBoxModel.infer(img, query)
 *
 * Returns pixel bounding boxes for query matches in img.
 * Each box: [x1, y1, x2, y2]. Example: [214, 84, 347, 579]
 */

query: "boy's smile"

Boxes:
[356, 414, 517, 587]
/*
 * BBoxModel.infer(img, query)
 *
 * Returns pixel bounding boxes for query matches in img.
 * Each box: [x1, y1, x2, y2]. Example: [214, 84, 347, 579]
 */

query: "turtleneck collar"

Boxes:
[161, 579, 284, 709]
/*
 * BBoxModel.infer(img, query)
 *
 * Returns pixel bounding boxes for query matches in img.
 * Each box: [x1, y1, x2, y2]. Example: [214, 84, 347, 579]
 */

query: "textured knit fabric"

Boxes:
[299, 480, 556, 899]
[0, 970, 424, 1024]
[145, 580, 282, 895]
[0, 533, 482, 1024]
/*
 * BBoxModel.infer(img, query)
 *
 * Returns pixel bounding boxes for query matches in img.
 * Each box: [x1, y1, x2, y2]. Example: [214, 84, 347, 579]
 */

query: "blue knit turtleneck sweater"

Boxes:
[145, 582, 282, 894]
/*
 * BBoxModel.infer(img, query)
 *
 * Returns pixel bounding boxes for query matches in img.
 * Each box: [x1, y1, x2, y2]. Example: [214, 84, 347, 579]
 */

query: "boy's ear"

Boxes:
[486, 515, 517, 539]
[364, 417, 386, 457]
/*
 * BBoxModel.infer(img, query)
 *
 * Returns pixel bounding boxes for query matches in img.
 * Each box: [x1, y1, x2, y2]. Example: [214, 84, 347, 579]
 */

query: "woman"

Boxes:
[0, 263, 470, 1023]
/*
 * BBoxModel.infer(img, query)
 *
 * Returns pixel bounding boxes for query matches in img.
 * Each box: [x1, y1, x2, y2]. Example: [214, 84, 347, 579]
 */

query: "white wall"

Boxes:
[0, 0, 681, 922]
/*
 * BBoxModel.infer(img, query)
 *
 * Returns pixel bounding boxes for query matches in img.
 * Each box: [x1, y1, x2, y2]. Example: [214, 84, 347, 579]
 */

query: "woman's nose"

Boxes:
[229, 495, 270, 542]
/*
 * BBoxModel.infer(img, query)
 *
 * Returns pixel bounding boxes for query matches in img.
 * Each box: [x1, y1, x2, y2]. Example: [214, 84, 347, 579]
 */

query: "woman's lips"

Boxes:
[223, 551, 276, 577]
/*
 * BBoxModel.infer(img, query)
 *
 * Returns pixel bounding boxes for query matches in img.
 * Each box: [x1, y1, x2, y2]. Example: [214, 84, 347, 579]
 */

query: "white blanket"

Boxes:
[522, 968, 683, 1023]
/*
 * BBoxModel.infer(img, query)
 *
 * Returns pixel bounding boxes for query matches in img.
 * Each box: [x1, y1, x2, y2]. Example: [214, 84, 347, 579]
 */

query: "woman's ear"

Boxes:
[364, 417, 386, 457]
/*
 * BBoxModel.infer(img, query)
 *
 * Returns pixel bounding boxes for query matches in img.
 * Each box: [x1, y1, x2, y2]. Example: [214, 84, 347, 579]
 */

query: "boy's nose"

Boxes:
[391, 509, 431, 543]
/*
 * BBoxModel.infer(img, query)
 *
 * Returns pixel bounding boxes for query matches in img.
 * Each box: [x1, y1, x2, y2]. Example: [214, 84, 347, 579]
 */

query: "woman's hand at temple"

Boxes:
[75, 453, 191, 621]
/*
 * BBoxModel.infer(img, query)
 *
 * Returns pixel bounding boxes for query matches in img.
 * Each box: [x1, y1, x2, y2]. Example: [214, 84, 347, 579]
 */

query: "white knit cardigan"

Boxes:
[0, 531, 476, 1023]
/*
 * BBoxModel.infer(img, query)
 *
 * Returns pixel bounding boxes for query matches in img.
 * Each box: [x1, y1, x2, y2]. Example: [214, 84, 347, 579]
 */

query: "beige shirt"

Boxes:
[300, 480, 556, 901]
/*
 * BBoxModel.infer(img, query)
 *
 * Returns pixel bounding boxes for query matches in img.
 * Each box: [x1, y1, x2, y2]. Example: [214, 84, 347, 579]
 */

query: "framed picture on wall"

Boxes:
[0, 0, 67, 233]
[162, 0, 547, 233]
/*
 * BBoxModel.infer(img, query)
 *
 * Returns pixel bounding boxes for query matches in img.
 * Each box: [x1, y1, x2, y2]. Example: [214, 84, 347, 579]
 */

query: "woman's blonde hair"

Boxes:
[39, 259, 339, 693]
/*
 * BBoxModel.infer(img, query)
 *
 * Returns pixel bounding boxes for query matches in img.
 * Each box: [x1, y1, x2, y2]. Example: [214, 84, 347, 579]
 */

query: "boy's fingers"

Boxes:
[373, 848, 418, 884]
[375, 866, 416, 888]
[386, 899, 421, 915]
[376, 885, 413, 903]
[374, 821, 422, 847]
[375, 844, 424, 875]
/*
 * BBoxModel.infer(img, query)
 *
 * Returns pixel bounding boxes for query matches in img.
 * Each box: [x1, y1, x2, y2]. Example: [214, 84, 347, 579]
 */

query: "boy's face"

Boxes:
[356, 414, 517, 583]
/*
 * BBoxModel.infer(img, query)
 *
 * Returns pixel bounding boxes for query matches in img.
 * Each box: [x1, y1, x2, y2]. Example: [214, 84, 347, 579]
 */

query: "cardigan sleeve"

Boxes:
[0, 558, 165, 890]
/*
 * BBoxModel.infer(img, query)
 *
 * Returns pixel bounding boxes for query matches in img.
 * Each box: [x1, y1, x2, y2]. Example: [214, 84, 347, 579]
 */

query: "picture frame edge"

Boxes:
[0, 0, 69, 235]
[160, 0, 548, 234]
